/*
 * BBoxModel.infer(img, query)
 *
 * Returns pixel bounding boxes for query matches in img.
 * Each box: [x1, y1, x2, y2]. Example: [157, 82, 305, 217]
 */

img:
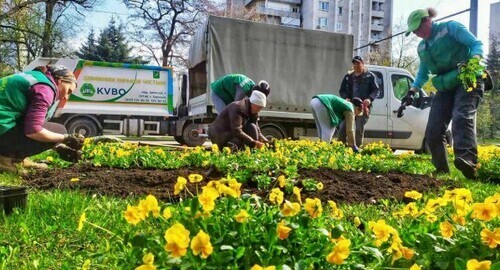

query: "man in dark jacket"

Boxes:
[337, 56, 380, 147]
[208, 91, 269, 150]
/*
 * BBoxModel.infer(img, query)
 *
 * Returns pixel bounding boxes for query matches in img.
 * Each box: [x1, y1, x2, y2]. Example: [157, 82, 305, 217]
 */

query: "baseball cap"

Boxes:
[405, 9, 429, 36]
[352, 56, 364, 63]
[249, 90, 267, 107]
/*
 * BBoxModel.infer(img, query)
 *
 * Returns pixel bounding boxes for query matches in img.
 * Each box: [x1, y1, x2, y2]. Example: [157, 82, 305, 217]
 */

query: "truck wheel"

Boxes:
[260, 125, 286, 141]
[182, 123, 207, 147]
[67, 118, 99, 137]
[174, 135, 186, 145]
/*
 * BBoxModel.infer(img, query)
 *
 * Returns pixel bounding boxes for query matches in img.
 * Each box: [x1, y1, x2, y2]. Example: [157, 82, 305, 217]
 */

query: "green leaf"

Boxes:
[235, 246, 245, 259]
[491, 262, 500, 270]
[361, 246, 384, 260]
[454, 257, 466, 270]
[220, 245, 234, 251]
[436, 260, 450, 269]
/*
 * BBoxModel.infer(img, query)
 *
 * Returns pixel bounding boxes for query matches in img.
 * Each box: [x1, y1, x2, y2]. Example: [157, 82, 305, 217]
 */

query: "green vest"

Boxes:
[210, 74, 255, 105]
[314, 94, 354, 127]
[417, 22, 471, 91]
[0, 71, 58, 136]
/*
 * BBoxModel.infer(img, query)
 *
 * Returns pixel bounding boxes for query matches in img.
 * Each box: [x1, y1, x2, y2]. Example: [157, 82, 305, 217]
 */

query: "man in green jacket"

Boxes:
[211, 74, 270, 113]
[0, 65, 85, 174]
[310, 94, 364, 152]
[403, 8, 484, 179]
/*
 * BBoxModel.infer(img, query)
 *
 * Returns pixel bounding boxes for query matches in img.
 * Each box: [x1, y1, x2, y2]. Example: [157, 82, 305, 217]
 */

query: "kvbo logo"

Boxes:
[80, 83, 127, 96]
[80, 83, 95, 97]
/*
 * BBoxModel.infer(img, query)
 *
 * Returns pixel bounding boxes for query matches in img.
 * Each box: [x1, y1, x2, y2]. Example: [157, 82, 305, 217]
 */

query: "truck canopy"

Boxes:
[188, 15, 354, 112]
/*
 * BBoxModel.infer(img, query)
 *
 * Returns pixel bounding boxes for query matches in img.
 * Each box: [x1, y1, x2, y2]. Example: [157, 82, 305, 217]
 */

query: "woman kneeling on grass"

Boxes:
[0, 65, 85, 174]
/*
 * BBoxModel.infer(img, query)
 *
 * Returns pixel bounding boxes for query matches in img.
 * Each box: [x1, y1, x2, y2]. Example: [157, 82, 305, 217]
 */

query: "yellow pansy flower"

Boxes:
[480, 228, 500, 249]
[276, 220, 292, 240]
[164, 223, 190, 258]
[124, 205, 143, 225]
[305, 198, 323, 218]
[293, 186, 302, 204]
[135, 253, 156, 270]
[190, 230, 213, 259]
[188, 174, 204, 183]
[234, 209, 250, 223]
[269, 188, 284, 205]
[174, 176, 188, 195]
[404, 190, 422, 200]
[281, 201, 301, 217]
[277, 175, 286, 188]
[472, 203, 497, 222]
[440, 221, 454, 239]
[326, 239, 351, 265]
[466, 259, 491, 270]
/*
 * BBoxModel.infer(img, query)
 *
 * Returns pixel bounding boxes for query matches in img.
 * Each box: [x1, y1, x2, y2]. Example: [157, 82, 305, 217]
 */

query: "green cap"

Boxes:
[405, 9, 429, 36]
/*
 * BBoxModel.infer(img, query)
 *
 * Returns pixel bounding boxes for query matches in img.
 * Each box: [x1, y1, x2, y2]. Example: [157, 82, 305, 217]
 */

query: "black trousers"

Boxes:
[0, 122, 66, 159]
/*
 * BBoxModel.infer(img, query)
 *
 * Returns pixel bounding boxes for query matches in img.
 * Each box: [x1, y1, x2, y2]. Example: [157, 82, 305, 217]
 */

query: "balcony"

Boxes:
[371, 23, 384, 31]
[371, 10, 384, 18]
[256, 5, 301, 19]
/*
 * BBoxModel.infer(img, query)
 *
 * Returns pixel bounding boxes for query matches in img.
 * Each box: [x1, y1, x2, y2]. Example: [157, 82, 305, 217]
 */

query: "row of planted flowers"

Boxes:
[78, 173, 499, 269]
[72, 140, 500, 182]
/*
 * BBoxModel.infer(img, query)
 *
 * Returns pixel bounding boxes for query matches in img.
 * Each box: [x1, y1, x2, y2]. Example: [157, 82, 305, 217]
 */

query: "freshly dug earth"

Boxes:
[24, 164, 445, 204]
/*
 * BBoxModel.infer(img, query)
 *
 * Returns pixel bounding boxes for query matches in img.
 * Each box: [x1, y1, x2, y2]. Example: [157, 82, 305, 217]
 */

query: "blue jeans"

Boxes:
[425, 82, 484, 173]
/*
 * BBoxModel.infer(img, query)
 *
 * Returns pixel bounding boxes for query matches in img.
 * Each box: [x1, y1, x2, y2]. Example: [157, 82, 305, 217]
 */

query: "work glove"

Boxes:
[401, 91, 415, 106]
[62, 133, 85, 150]
[55, 144, 82, 162]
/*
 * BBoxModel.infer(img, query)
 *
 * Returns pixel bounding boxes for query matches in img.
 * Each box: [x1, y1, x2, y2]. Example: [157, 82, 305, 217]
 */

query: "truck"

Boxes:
[178, 16, 435, 152]
[24, 15, 435, 152]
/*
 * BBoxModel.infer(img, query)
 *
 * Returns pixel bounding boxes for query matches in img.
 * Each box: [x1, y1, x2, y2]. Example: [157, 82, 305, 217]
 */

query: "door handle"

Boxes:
[392, 110, 398, 113]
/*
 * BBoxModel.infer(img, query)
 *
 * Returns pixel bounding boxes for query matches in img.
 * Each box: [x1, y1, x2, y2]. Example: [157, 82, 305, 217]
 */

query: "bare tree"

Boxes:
[124, 0, 215, 67]
[390, 16, 419, 74]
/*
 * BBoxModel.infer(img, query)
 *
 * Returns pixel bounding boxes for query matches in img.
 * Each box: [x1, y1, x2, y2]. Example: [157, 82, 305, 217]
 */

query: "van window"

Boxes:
[371, 71, 384, 99]
[391, 74, 417, 101]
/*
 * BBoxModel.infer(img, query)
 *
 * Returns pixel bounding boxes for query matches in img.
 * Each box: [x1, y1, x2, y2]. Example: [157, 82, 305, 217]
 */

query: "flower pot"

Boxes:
[0, 186, 28, 215]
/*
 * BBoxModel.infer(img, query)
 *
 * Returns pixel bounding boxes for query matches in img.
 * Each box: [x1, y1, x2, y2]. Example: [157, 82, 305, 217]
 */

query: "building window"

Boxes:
[319, 1, 329, 11]
[336, 22, 343, 31]
[338, 6, 343, 15]
[318, 17, 328, 28]
[292, 6, 299, 13]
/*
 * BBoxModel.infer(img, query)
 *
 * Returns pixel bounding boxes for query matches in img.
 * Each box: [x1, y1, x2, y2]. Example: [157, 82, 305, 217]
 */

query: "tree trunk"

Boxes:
[42, 0, 56, 57]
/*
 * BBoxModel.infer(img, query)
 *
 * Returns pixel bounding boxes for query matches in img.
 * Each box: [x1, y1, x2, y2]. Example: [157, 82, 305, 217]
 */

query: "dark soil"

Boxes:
[23, 164, 445, 204]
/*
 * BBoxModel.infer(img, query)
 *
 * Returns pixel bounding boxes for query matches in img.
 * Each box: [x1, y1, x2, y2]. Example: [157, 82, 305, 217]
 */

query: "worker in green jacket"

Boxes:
[211, 74, 270, 113]
[0, 65, 85, 174]
[310, 94, 364, 152]
[403, 8, 484, 179]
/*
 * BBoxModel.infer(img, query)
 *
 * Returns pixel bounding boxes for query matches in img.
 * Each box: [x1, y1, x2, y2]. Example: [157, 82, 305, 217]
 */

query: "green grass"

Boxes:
[0, 187, 135, 269]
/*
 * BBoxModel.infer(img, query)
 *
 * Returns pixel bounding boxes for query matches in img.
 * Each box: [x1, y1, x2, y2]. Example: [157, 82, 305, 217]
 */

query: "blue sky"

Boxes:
[74, 0, 499, 55]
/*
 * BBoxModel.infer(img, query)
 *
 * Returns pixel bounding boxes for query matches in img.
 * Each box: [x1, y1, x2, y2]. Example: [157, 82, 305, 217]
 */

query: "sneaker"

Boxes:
[21, 158, 49, 170]
[454, 157, 477, 179]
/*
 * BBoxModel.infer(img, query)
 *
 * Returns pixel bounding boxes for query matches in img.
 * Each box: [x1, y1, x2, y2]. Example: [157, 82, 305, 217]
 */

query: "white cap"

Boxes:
[249, 91, 267, 107]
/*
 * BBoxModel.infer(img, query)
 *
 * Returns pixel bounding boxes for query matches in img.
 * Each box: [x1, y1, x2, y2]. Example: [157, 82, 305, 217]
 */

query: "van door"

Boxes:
[388, 73, 430, 150]
[363, 69, 391, 145]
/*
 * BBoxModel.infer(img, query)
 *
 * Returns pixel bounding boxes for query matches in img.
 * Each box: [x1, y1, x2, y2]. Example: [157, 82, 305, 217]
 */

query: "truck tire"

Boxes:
[260, 125, 286, 141]
[182, 123, 207, 147]
[174, 135, 186, 145]
[67, 118, 99, 137]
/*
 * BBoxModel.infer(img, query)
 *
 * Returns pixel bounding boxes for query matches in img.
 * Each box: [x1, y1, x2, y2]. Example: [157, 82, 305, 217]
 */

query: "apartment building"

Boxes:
[229, 0, 393, 59]
[490, 1, 500, 40]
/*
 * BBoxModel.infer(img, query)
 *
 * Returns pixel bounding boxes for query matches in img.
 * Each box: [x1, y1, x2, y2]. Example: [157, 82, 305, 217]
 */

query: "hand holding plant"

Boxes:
[457, 57, 486, 92]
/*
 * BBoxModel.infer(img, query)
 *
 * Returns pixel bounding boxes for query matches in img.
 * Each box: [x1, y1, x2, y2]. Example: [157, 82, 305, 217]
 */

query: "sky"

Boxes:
[74, 0, 500, 56]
